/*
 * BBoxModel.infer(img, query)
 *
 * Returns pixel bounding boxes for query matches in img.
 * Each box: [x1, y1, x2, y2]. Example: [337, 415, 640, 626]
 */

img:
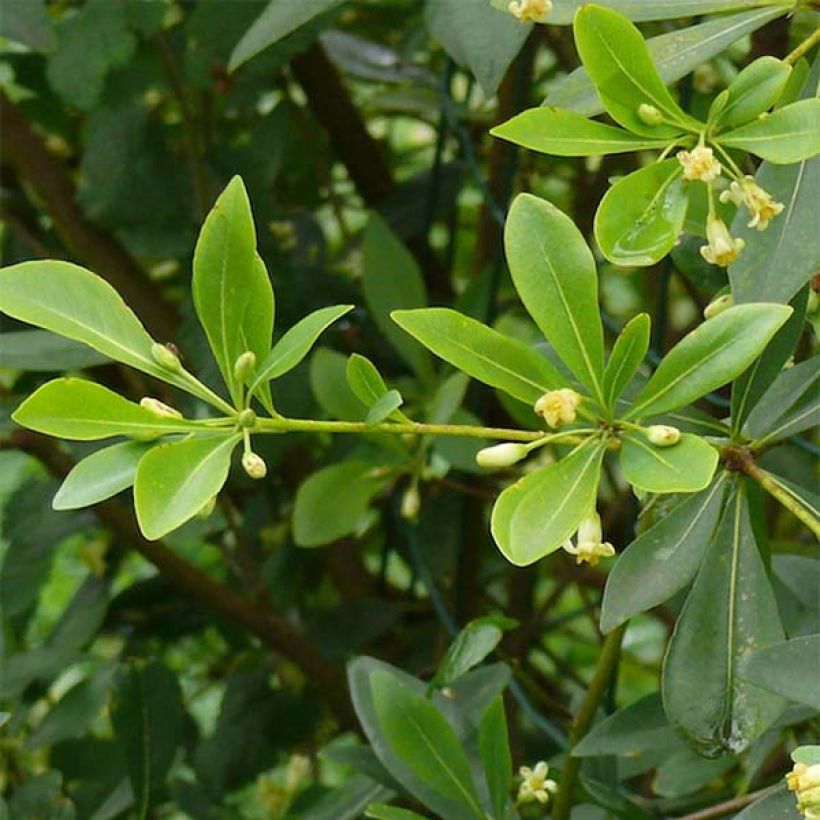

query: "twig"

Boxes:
[675, 785, 779, 820]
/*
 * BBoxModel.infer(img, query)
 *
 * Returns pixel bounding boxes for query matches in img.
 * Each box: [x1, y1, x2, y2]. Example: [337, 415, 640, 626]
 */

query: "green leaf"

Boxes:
[626, 304, 792, 420]
[370, 670, 484, 819]
[134, 434, 239, 540]
[229, 0, 343, 71]
[505, 194, 605, 401]
[572, 4, 694, 138]
[492, 440, 605, 566]
[293, 462, 390, 547]
[250, 304, 353, 392]
[366, 391, 404, 426]
[13, 378, 197, 441]
[491, 107, 669, 156]
[311, 348, 369, 421]
[111, 660, 184, 820]
[0, 330, 109, 371]
[0, 0, 55, 51]
[794, 747, 820, 766]
[392, 307, 566, 404]
[240, 253, 275, 411]
[715, 56, 792, 129]
[734, 787, 801, 820]
[365, 806, 426, 820]
[600, 476, 728, 633]
[53, 441, 151, 510]
[603, 313, 650, 407]
[662, 485, 785, 756]
[619, 433, 718, 494]
[595, 160, 688, 267]
[363, 215, 432, 382]
[719, 99, 820, 163]
[192, 176, 258, 403]
[478, 697, 512, 820]
[434, 617, 512, 688]
[346, 354, 410, 423]
[739, 636, 820, 710]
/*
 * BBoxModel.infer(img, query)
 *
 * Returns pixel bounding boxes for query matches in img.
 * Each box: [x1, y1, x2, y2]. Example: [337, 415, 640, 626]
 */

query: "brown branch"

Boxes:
[0, 92, 178, 341]
[676, 786, 779, 820]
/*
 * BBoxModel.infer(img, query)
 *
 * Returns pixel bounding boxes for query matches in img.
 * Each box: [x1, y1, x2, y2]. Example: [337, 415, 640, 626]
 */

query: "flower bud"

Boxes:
[637, 104, 664, 126]
[237, 408, 257, 428]
[242, 451, 267, 480]
[233, 350, 256, 383]
[476, 442, 529, 469]
[400, 484, 421, 521]
[534, 389, 582, 429]
[139, 397, 182, 419]
[646, 425, 681, 447]
[151, 342, 182, 372]
[703, 292, 733, 319]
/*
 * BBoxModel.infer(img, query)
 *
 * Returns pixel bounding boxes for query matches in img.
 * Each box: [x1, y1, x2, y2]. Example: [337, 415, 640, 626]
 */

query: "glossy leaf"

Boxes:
[393, 307, 566, 403]
[626, 304, 792, 420]
[478, 697, 512, 820]
[603, 313, 650, 407]
[739, 636, 820, 710]
[346, 354, 409, 423]
[663, 486, 785, 756]
[619, 433, 719, 494]
[240, 253, 275, 412]
[53, 441, 151, 510]
[719, 99, 820, 163]
[595, 160, 688, 267]
[716, 56, 792, 129]
[13, 378, 197, 441]
[505, 194, 605, 402]
[491, 107, 668, 156]
[134, 434, 239, 540]
[601, 476, 728, 633]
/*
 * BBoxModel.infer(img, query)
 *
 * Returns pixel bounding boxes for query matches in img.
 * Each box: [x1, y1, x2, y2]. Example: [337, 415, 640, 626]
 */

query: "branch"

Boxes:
[676, 786, 779, 820]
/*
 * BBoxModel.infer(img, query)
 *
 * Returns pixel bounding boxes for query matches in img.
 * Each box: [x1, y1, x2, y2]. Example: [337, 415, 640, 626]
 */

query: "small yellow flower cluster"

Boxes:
[508, 0, 552, 24]
[677, 145, 722, 183]
[517, 761, 558, 804]
[562, 512, 616, 566]
[720, 175, 785, 231]
[534, 388, 581, 429]
[787, 761, 820, 818]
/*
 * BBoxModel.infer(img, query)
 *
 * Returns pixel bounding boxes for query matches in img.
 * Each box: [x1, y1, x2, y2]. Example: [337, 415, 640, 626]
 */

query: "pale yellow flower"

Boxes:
[699, 216, 745, 267]
[719, 176, 784, 231]
[517, 760, 558, 804]
[534, 389, 581, 429]
[508, 0, 552, 24]
[562, 513, 616, 566]
[788, 762, 820, 817]
[677, 145, 722, 183]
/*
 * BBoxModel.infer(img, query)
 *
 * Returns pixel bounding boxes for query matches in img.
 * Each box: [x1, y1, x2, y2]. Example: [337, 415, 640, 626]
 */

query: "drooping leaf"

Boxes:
[478, 697, 512, 820]
[715, 56, 792, 129]
[603, 313, 650, 408]
[619, 433, 718, 494]
[739, 636, 820, 710]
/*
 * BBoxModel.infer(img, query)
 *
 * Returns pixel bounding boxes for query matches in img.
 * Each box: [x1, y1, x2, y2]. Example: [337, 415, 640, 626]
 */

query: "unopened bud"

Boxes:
[646, 425, 681, 447]
[703, 293, 733, 319]
[476, 442, 529, 469]
[233, 350, 256, 383]
[139, 397, 182, 419]
[242, 451, 267, 479]
[637, 104, 664, 126]
[151, 342, 182, 372]
[400, 484, 421, 520]
[237, 408, 257, 428]
[197, 497, 217, 518]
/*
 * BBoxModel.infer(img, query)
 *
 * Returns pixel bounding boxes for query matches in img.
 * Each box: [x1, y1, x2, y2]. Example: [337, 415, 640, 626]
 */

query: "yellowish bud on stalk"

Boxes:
[703, 292, 734, 319]
[476, 442, 529, 469]
[562, 512, 616, 566]
[719, 176, 784, 231]
[534, 389, 582, 429]
[242, 451, 267, 480]
[646, 425, 681, 447]
[197, 497, 217, 518]
[637, 104, 664, 126]
[238, 409, 257, 428]
[233, 350, 257, 383]
[700, 217, 745, 267]
[400, 483, 421, 521]
[139, 397, 183, 419]
[151, 342, 182, 372]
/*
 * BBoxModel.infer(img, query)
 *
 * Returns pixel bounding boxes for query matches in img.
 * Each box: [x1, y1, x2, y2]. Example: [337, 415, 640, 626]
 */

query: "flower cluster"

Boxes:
[787, 761, 820, 819]
[508, 0, 552, 23]
[720, 175, 785, 231]
[562, 512, 616, 566]
[534, 389, 581, 429]
[517, 761, 558, 804]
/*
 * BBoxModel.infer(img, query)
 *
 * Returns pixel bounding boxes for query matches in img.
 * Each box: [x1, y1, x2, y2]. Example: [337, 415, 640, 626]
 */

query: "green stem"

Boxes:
[743, 461, 820, 539]
[785, 26, 820, 66]
[551, 624, 627, 820]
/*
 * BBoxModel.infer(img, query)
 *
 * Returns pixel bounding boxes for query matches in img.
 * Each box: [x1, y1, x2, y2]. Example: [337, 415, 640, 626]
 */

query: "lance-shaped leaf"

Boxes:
[572, 4, 695, 138]
[492, 440, 605, 566]
[249, 304, 353, 393]
[53, 441, 152, 510]
[595, 160, 688, 267]
[392, 308, 566, 404]
[718, 99, 820, 164]
[240, 253, 275, 412]
[715, 56, 792, 130]
[478, 697, 512, 820]
[193, 177, 258, 403]
[433, 617, 513, 689]
[346, 354, 410, 423]
[739, 636, 820, 711]
[663, 485, 786, 757]
[626, 304, 792, 420]
[134, 434, 239, 540]
[505, 194, 605, 403]
[603, 313, 650, 407]
[13, 379, 197, 441]
[491, 107, 669, 156]
[601, 475, 728, 633]
[620, 433, 718, 494]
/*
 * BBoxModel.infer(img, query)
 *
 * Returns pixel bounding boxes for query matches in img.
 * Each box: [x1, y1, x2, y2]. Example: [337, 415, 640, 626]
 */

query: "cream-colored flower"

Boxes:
[788, 762, 820, 817]
[139, 397, 183, 419]
[719, 176, 784, 231]
[400, 483, 421, 520]
[534, 389, 582, 429]
[476, 442, 528, 469]
[242, 451, 268, 479]
[508, 0, 552, 23]
[703, 293, 733, 319]
[699, 216, 745, 267]
[517, 761, 558, 805]
[677, 145, 722, 183]
[646, 425, 681, 447]
[562, 513, 616, 567]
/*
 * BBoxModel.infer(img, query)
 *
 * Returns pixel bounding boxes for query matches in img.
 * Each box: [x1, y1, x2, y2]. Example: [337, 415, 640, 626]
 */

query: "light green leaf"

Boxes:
[434, 617, 512, 688]
[366, 391, 404, 426]
[250, 304, 353, 392]
[595, 160, 688, 267]
[492, 440, 605, 566]
[719, 98, 820, 163]
[716, 56, 792, 129]
[491, 107, 669, 156]
[365, 806, 426, 820]
[603, 313, 650, 407]
[240, 253, 275, 412]
[53, 441, 151, 510]
[0, 330, 109, 371]
[392, 307, 566, 404]
[134, 434, 239, 540]
[192, 176, 258, 403]
[311, 348, 368, 421]
[13, 378, 197, 441]
[600, 476, 728, 633]
[739, 636, 820, 710]
[370, 670, 484, 819]
[794, 747, 820, 766]
[663, 485, 785, 756]
[619, 433, 718, 494]
[478, 697, 512, 819]
[572, 4, 694, 137]
[346, 354, 410, 423]
[626, 304, 792, 420]
[505, 194, 605, 402]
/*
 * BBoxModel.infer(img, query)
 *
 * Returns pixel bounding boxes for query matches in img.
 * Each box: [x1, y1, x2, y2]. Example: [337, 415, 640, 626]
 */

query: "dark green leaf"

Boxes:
[0, 330, 109, 371]
[433, 617, 513, 688]
[739, 635, 820, 710]
[603, 313, 650, 407]
[478, 697, 512, 819]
